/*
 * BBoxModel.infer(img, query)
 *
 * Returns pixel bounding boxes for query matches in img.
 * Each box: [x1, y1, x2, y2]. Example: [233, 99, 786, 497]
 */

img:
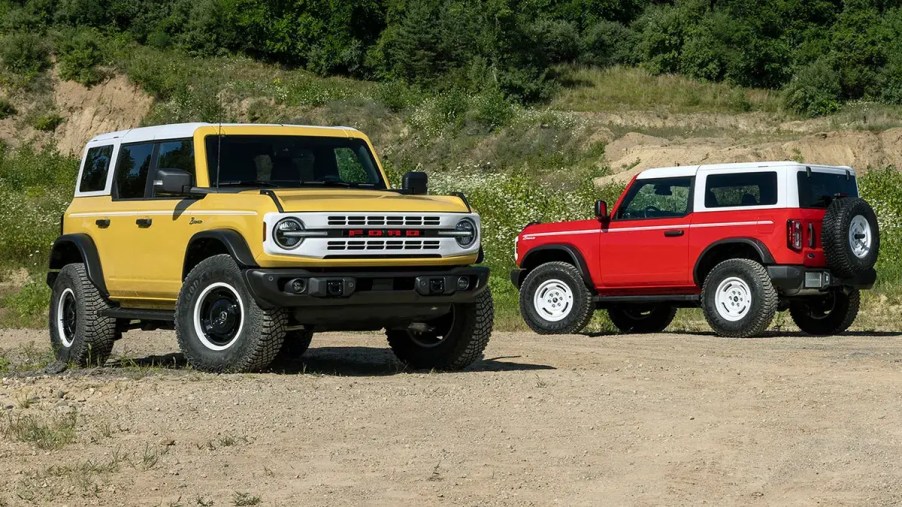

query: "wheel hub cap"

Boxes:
[534, 279, 574, 322]
[193, 283, 245, 351]
[714, 277, 752, 322]
[56, 288, 77, 348]
[848, 215, 872, 259]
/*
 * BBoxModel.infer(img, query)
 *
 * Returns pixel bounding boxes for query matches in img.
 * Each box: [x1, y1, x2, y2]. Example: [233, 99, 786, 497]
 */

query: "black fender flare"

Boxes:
[693, 238, 776, 286]
[184, 229, 257, 278]
[47, 234, 107, 296]
[517, 244, 593, 289]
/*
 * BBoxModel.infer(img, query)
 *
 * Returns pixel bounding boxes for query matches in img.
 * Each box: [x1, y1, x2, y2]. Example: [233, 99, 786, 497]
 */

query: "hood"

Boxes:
[266, 188, 470, 213]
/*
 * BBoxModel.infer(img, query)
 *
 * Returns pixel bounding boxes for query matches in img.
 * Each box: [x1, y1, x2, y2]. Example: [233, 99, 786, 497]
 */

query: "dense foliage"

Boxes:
[3, 0, 902, 115]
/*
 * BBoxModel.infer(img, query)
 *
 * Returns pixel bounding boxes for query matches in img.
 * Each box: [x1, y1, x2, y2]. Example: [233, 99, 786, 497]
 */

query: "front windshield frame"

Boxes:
[204, 134, 387, 190]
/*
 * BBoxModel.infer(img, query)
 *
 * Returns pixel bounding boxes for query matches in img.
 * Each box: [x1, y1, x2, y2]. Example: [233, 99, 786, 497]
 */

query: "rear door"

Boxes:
[600, 176, 694, 289]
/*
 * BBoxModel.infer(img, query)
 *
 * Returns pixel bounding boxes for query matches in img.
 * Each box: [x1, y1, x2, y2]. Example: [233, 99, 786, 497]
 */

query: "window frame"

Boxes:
[111, 137, 196, 201]
[614, 176, 695, 222]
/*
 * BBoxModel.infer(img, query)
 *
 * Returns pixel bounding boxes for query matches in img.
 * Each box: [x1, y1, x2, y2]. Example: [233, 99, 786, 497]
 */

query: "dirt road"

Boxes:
[1, 328, 901, 506]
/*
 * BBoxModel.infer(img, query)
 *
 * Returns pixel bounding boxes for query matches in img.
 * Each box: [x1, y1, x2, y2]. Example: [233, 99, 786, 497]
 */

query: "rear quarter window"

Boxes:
[705, 171, 777, 208]
[797, 171, 859, 208]
[79, 145, 113, 192]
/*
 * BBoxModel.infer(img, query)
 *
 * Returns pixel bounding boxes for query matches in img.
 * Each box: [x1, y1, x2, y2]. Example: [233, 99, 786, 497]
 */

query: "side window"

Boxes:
[617, 177, 693, 220]
[153, 139, 195, 197]
[78, 145, 113, 193]
[114, 142, 155, 199]
[334, 147, 369, 184]
[705, 172, 778, 208]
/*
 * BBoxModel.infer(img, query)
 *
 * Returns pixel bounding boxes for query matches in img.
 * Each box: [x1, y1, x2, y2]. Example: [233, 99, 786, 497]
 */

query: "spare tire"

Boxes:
[822, 197, 879, 278]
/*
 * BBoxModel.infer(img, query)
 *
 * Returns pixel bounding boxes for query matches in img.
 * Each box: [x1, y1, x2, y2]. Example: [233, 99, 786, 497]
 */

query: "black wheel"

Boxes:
[519, 262, 594, 334]
[701, 259, 777, 338]
[386, 288, 493, 370]
[823, 197, 880, 278]
[175, 254, 287, 373]
[48, 263, 116, 366]
[790, 289, 860, 336]
[608, 305, 677, 333]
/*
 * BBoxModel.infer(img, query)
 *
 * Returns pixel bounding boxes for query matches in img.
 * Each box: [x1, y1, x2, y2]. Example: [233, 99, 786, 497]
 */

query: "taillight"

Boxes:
[787, 219, 802, 250]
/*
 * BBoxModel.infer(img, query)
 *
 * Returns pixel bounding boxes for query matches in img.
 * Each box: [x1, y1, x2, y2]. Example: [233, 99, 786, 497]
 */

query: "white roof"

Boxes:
[637, 161, 854, 179]
[86, 122, 359, 144]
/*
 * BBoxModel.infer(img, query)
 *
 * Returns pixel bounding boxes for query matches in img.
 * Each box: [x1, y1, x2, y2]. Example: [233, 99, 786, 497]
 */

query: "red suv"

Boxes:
[511, 162, 879, 337]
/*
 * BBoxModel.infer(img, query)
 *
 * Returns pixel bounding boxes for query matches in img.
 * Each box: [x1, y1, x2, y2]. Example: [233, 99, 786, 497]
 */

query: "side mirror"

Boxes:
[594, 199, 609, 221]
[154, 168, 193, 195]
[402, 171, 428, 195]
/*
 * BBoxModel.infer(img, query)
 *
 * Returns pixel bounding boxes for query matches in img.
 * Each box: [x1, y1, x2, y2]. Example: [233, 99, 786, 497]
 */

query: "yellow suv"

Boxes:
[47, 123, 492, 372]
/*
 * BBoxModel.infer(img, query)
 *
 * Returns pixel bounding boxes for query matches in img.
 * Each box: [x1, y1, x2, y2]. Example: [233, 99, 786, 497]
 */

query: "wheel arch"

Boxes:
[183, 230, 258, 280]
[47, 234, 107, 296]
[693, 238, 775, 286]
[517, 244, 593, 289]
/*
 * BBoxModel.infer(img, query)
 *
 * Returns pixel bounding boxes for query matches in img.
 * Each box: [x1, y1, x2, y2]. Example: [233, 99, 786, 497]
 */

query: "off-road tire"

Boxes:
[48, 263, 116, 366]
[175, 254, 286, 373]
[822, 197, 880, 278]
[386, 288, 493, 371]
[608, 305, 677, 333]
[789, 289, 860, 336]
[702, 259, 777, 338]
[275, 329, 314, 360]
[519, 262, 594, 334]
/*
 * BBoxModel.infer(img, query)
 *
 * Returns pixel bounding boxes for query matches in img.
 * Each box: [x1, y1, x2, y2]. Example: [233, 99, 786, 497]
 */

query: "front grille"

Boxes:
[326, 239, 441, 251]
[327, 215, 442, 227]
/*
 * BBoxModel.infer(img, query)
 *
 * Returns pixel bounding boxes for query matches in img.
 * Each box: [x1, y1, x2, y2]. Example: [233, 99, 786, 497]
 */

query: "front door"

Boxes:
[599, 176, 694, 289]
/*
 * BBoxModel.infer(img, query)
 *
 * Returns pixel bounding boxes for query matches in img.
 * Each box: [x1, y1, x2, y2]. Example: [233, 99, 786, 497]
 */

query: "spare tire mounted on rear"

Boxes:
[822, 197, 879, 278]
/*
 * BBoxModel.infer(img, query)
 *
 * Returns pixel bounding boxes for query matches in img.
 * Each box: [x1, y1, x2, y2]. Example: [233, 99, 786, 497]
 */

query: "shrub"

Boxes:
[57, 28, 106, 86]
[579, 20, 637, 68]
[0, 98, 16, 119]
[532, 19, 580, 64]
[31, 112, 64, 132]
[782, 58, 842, 117]
[0, 32, 50, 76]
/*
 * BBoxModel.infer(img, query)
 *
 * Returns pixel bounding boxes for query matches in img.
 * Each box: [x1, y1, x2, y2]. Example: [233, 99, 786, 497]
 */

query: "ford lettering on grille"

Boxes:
[344, 229, 423, 237]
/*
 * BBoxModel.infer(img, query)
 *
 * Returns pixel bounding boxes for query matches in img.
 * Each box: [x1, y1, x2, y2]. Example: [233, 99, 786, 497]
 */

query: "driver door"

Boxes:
[599, 176, 694, 289]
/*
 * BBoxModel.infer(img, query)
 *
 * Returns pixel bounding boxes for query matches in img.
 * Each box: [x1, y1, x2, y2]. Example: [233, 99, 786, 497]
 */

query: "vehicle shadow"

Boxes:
[107, 347, 554, 376]
[583, 330, 902, 338]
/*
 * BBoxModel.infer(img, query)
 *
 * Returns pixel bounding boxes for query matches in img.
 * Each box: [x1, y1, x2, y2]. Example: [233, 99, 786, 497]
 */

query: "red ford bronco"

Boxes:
[511, 162, 880, 337]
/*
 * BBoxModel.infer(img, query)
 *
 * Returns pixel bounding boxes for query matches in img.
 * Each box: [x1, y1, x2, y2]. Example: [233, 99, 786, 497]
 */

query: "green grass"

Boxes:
[3, 411, 78, 449]
[551, 65, 783, 114]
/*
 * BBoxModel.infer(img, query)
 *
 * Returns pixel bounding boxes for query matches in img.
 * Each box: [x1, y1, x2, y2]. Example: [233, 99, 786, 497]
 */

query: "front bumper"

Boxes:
[244, 266, 490, 309]
[767, 266, 876, 296]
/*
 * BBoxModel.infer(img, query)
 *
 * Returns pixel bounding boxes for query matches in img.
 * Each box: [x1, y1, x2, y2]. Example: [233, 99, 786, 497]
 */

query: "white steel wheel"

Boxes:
[55, 288, 77, 348]
[192, 282, 245, 351]
[848, 215, 873, 259]
[533, 279, 574, 322]
[714, 276, 752, 322]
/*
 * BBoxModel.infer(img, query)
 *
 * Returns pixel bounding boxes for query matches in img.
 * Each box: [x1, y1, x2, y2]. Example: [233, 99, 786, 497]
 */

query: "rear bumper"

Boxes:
[767, 266, 876, 296]
[243, 266, 490, 309]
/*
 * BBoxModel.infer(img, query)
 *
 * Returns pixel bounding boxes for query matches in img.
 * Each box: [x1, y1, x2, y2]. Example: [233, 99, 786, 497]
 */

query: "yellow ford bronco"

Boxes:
[47, 123, 492, 372]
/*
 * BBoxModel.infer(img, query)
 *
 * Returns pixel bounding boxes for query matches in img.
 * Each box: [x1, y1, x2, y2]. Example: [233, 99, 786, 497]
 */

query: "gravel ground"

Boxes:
[1, 328, 901, 506]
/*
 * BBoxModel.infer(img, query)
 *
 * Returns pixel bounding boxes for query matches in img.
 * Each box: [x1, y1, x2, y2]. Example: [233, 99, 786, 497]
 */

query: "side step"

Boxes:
[593, 294, 700, 307]
[101, 308, 175, 321]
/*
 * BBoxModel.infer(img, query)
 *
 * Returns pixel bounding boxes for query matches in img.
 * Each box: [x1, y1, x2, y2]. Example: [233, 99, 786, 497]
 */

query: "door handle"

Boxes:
[136, 218, 153, 228]
[664, 229, 684, 237]
[95, 219, 110, 228]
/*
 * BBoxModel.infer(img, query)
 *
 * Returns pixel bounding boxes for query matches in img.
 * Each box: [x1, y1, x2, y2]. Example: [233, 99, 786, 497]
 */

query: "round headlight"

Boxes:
[274, 218, 305, 249]
[455, 218, 477, 248]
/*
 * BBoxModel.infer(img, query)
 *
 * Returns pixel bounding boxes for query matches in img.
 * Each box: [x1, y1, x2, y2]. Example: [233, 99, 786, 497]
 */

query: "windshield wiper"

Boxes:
[298, 180, 378, 188]
[217, 180, 279, 188]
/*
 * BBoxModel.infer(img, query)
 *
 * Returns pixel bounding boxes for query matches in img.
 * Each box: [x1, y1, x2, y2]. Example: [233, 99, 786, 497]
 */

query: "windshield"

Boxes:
[206, 135, 386, 189]
[797, 170, 858, 208]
